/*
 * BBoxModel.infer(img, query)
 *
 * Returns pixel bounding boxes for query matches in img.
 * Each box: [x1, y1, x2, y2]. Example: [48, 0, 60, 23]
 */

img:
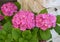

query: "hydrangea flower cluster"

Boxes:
[1, 2, 18, 16]
[12, 10, 56, 31]
[36, 14, 56, 30]
[12, 10, 35, 31]
[0, 14, 4, 21]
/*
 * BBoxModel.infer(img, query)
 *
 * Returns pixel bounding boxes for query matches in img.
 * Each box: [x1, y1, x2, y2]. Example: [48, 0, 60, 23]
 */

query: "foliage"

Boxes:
[40, 8, 48, 14]
[56, 15, 60, 24]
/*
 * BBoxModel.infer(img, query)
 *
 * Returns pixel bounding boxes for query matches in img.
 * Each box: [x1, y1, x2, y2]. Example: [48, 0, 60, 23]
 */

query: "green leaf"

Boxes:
[37, 30, 42, 40]
[19, 38, 24, 42]
[4, 16, 12, 22]
[19, 38, 28, 42]
[0, 19, 6, 25]
[29, 37, 38, 42]
[0, 35, 5, 40]
[54, 24, 60, 35]
[40, 8, 48, 14]
[49, 40, 52, 42]
[31, 28, 38, 39]
[39, 29, 52, 40]
[1, 30, 6, 36]
[33, 12, 37, 15]
[15, 28, 22, 36]
[7, 34, 12, 39]
[24, 39, 28, 42]
[12, 28, 21, 41]
[56, 15, 60, 24]
[1, 22, 13, 40]
[14, 2, 21, 10]
[22, 30, 32, 40]
[0, 30, 6, 40]
[3, 22, 12, 33]
[7, 34, 13, 41]
[29, 28, 39, 42]
[0, 39, 4, 42]
[31, 28, 38, 35]
[5, 39, 12, 42]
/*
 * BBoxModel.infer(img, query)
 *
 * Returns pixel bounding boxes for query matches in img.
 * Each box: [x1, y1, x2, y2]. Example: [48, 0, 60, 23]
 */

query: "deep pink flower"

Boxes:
[1, 2, 17, 16]
[36, 14, 56, 30]
[12, 10, 35, 31]
[0, 14, 4, 21]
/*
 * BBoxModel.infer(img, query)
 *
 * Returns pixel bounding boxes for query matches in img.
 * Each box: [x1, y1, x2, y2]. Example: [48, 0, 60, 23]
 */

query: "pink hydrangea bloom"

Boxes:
[36, 14, 56, 30]
[12, 10, 35, 31]
[1, 2, 17, 16]
[0, 14, 4, 21]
